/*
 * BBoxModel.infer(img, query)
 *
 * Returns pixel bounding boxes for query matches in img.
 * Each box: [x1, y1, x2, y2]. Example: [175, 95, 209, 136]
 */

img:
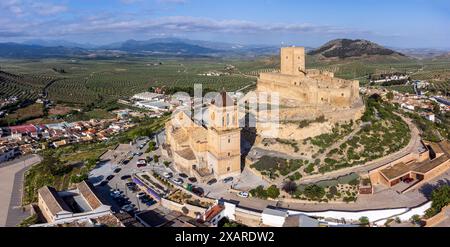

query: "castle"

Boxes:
[165, 46, 364, 179]
[257, 46, 360, 108]
[165, 92, 241, 180]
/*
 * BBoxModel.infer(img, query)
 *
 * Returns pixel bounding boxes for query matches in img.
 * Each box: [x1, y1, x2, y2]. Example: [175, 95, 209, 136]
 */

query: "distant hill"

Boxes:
[112, 39, 219, 55]
[22, 39, 97, 49]
[308, 39, 406, 60]
[0, 43, 87, 58]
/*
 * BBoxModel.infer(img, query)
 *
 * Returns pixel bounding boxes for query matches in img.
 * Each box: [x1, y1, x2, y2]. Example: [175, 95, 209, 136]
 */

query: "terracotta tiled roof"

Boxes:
[76, 181, 104, 210]
[204, 205, 224, 222]
[38, 186, 71, 216]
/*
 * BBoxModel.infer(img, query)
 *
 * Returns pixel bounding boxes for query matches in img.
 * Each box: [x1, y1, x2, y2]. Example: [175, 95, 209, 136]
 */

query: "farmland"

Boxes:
[0, 57, 258, 107]
[1, 55, 450, 109]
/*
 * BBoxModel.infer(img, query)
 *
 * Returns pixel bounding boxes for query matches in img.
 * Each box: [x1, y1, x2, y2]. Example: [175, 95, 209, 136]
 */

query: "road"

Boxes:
[0, 155, 42, 227]
[220, 168, 450, 213]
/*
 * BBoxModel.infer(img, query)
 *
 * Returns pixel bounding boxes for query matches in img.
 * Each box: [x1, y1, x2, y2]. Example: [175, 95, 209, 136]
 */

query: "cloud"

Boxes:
[50, 16, 368, 36]
[31, 3, 68, 16]
[0, 0, 68, 17]
[0, 14, 374, 42]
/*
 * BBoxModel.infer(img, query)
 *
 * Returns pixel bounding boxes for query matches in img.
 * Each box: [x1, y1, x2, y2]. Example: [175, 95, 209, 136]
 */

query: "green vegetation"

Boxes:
[275, 138, 299, 152]
[1, 58, 256, 107]
[313, 95, 410, 173]
[288, 173, 360, 202]
[251, 156, 304, 178]
[249, 185, 280, 199]
[1, 103, 45, 126]
[308, 120, 354, 150]
[146, 141, 157, 153]
[359, 216, 369, 225]
[404, 111, 449, 141]
[425, 185, 450, 218]
[17, 214, 40, 227]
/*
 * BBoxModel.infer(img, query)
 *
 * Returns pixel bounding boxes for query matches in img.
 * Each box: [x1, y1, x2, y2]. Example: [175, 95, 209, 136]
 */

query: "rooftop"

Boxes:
[38, 186, 71, 216]
[380, 162, 412, 180]
[204, 204, 224, 222]
[412, 155, 449, 174]
[175, 148, 196, 160]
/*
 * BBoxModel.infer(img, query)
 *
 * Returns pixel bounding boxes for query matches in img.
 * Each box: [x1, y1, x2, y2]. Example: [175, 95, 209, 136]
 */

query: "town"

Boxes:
[1, 46, 449, 229]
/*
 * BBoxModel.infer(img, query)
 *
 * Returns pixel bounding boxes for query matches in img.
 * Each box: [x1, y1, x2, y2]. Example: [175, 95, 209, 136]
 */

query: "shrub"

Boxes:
[266, 185, 280, 199]
[303, 184, 325, 200]
[359, 216, 369, 225]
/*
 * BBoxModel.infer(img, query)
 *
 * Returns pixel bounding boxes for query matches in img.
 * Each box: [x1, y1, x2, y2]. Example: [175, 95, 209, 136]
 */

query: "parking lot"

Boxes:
[89, 136, 163, 215]
[88, 131, 268, 215]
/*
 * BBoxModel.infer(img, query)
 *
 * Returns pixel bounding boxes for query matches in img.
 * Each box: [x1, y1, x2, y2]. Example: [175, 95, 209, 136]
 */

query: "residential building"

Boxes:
[36, 181, 112, 225]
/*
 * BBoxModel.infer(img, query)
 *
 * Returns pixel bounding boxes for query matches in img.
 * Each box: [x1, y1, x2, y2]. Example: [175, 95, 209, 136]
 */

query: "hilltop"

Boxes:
[308, 39, 407, 61]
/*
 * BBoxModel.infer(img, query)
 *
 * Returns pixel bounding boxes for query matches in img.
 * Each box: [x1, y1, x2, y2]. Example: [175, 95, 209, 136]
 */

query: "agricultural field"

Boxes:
[0, 57, 258, 107]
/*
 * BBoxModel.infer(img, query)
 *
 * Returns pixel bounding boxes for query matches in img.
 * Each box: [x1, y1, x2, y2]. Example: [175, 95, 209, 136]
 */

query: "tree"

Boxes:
[425, 185, 450, 218]
[282, 181, 297, 194]
[410, 214, 422, 225]
[153, 154, 159, 163]
[303, 184, 325, 200]
[266, 185, 280, 199]
[386, 91, 394, 101]
[359, 216, 369, 225]
[163, 161, 171, 167]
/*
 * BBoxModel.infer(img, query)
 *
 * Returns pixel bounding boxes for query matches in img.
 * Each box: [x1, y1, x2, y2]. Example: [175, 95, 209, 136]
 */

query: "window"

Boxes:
[228, 138, 231, 143]
[286, 56, 288, 59]
[341, 93, 344, 96]
[227, 167, 230, 172]
[228, 152, 230, 156]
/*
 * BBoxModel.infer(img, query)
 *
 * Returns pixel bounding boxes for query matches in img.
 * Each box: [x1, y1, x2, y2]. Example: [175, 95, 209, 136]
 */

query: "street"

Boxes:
[0, 155, 42, 227]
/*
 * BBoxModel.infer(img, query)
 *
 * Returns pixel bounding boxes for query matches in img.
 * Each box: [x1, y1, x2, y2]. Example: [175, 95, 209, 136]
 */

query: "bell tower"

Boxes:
[206, 91, 241, 179]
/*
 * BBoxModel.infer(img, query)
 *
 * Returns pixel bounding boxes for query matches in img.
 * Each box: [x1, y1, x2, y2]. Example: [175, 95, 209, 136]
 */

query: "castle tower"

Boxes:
[280, 46, 305, 76]
[206, 91, 241, 179]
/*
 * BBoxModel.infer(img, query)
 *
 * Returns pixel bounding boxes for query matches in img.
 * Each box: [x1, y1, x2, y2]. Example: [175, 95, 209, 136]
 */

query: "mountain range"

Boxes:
[0, 38, 448, 59]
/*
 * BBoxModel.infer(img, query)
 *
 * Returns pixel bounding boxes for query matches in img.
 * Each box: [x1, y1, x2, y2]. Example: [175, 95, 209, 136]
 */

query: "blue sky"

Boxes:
[0, 0, 449, 48]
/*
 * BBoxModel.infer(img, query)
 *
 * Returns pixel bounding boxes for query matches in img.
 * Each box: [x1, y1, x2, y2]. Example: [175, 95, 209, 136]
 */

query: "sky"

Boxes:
[0, 0, 449, 49]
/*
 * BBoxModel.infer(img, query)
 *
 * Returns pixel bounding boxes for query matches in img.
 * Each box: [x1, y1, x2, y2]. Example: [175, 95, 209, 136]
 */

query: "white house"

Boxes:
[261, 208, 288, 227]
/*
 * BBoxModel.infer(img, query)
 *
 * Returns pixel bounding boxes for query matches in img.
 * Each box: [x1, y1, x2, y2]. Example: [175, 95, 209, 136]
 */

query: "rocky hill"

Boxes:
[308, 39, 406, 60]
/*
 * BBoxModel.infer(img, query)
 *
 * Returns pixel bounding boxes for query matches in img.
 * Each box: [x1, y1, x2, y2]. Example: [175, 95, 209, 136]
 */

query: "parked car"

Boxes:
[121, 205, 136, 213]
[137, 192, 147, 198]
[192, 187, 204, 197]
[179, 173, 188, 178]
[237, 191, 249, 198]
[137, 159, 147, 167]
[138, 144, 145, 149]
[223, 177, 233, 183]
[163, 172, 173, 179]
[106, 175, 115, 181]
[188, 177, 197, 183]
[207, 178, 217, 185]
[122, 159, 129, 165]
[172, 178, 183, 185]
[121, 175, 131, 180]
[126, 182, 136, 187]
[113, 168, 121, 173]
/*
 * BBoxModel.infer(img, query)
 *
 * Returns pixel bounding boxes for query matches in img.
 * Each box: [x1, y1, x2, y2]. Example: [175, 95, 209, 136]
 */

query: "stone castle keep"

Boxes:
[257, 46, 360, 108]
